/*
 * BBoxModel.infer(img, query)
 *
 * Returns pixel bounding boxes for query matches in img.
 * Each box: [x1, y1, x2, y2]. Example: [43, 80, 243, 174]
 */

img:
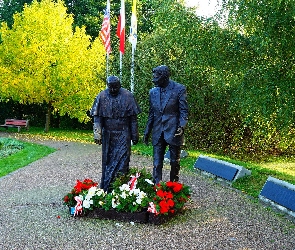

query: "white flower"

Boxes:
[119, 184, 130, 192]
[98, 201, 104, 206]
[137, 191, 147, 199]
[88, 186, 97, 196]
[95, 189, 105, 197]
[83, 199, 93, 209]
[85, 194, 92, 200]
[120, 191, 127, 199]
[136, 198, 142, 204]
[131, 188, 140, 196]
[145, 179, 154, 185]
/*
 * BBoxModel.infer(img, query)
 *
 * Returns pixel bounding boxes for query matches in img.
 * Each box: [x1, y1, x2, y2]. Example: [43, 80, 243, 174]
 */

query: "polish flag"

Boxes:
[117, 0, 125, 54]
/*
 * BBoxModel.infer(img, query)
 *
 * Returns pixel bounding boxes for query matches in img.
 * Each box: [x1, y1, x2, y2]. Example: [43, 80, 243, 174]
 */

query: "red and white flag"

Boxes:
[117, 0, 125, 54]
[100, 0, 111, 54]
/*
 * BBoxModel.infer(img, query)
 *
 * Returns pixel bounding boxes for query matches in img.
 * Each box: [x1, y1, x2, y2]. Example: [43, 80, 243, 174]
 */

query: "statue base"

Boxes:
[85, 208, 149, 223]
[71, 208, 179, 225]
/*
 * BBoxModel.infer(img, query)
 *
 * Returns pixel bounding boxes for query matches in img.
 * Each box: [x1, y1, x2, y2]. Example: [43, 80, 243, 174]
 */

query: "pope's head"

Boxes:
[107, 76, 121, 96]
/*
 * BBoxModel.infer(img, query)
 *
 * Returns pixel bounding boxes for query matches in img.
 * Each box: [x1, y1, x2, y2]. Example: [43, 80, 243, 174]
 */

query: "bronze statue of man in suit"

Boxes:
[143, 65, 188, 184]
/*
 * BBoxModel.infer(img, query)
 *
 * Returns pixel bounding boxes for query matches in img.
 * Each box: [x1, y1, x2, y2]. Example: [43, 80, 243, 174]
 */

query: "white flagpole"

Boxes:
[130, 46, 135, 93]
[107, 53, 109, 77]
[106, 53, 109, 87]
[119, 52, 123, 81]
[129, 0, 137, 93]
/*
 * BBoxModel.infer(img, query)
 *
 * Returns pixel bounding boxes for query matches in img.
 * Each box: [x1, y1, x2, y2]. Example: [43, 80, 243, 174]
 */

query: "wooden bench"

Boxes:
[0, 119, 29, 132]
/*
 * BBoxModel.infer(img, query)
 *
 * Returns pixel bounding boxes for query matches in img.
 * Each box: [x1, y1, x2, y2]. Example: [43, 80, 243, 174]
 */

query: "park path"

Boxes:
[0, 132, 294, 250]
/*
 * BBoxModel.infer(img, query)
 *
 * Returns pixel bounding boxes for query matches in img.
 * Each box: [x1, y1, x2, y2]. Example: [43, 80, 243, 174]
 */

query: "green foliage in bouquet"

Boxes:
[111, 167, 155, 197]
[102, 168, 155, 213]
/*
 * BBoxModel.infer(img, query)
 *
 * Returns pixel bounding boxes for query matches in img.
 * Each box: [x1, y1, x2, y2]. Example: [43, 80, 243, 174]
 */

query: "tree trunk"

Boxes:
[44, 103, 51, 133]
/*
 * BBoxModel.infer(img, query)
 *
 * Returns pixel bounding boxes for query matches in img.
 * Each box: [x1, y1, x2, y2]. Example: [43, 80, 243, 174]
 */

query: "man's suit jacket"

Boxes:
[144, 80, 188, 146]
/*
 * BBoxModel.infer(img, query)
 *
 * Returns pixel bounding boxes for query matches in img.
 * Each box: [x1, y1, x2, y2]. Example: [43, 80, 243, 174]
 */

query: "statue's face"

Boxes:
[107, 77, 121, 97]
[152, 66, 169, 88]
[108, 81, 121, 96]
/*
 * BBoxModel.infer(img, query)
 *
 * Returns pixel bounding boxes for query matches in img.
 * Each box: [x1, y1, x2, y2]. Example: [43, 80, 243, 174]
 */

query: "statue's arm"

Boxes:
[130, 115, 139, 145]
[143, 95, 154, 145]
[174, 86, 188, 137]
[90, 94, 103, 145]
[93, 116, 102, 145]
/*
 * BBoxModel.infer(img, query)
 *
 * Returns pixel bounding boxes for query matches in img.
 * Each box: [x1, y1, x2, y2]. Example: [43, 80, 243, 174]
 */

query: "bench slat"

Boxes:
[5, 122, 27, 126]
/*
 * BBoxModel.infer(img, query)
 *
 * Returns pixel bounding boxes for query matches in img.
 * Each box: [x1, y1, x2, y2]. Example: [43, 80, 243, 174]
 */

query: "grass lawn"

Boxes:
[1, 126, 295, 198]
[0, 138, 56, 178]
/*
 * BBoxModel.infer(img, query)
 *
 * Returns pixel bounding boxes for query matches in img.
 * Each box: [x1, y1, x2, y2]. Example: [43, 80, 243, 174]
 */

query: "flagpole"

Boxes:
[119, 52, 123, 81]
[106, 53, 109, 86]
[107, 53, 109, 78]
[129, 0, 137, 93]
[130, 46, 135, 93]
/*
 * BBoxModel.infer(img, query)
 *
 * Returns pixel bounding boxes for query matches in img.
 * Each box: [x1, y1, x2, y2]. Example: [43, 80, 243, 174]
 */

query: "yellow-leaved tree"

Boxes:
[0, 0, 106, 130]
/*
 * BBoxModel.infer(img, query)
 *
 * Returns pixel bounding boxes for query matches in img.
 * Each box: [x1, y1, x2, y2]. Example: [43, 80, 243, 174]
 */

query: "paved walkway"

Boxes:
[0, 133, 294, 249]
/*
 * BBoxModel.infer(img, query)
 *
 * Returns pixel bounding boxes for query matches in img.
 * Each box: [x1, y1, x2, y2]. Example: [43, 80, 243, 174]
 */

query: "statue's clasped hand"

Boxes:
[174, 127, 184, 137]
[94, 138, 102, 145]
[93, 124, 102, 145]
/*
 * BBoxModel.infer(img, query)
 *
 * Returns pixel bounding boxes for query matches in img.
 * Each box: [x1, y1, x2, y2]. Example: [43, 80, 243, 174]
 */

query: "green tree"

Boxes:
[0, 0, 106, 130]
[122, 0, 250, 152]
[221, 0, 295, 152]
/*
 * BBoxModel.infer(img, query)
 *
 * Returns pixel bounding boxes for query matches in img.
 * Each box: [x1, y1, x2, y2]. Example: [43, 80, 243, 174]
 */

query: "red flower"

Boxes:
[150, 180, 191, 216]
[166, 199, 175, 207]
[63, 195, 69, 203]
[159, 200, 169, 214]
[74, 180, 83, 193]
[74, 179, 98, 193]
[165, 191, 173, 199]
[156, 189, 165, 198]
[172, 183, 183, 193]
[166, 181, 174, 187]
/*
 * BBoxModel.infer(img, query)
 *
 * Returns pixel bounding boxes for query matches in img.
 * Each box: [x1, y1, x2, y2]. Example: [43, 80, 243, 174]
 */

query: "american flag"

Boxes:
[100, 0, 111, 54]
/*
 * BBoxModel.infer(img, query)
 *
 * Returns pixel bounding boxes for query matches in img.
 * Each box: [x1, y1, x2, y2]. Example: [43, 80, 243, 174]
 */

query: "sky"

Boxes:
[185, 0, 221, 17]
